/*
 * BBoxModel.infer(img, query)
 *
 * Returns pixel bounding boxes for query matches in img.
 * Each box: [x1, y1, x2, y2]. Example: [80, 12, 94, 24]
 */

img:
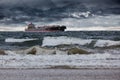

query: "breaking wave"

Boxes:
[5, 38, 38, 43]
[94, 40, 120, 48]
[42, 36, 92, 46]
[1, 49, 120, 68]
[42, 36, 120, 48]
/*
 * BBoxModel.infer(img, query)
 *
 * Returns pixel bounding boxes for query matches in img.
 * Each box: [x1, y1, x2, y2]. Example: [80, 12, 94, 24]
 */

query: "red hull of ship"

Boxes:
[25, 30, 64, 32]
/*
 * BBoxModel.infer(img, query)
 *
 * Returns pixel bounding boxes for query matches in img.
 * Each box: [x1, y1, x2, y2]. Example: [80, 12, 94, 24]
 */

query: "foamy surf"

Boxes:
[94, 40, 120, 47]
[0, 45, 119, 69]
[0, 31, 120, 69]
[42, 36, 120, 48]
[0, 52, 120, 69]
[42, 36, 92, 47]
[5, 38, 38, 43]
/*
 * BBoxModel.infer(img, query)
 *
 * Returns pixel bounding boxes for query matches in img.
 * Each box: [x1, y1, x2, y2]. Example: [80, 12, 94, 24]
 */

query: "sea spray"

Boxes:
[0, 52, 120, 69]
[11, 46, 67, 55]
[0, 31, 120, 68]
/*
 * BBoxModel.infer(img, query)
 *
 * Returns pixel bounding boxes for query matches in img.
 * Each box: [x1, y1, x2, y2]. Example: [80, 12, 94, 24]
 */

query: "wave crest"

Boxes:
[42, 36, 120, 48]
[5, 38, 38, 43]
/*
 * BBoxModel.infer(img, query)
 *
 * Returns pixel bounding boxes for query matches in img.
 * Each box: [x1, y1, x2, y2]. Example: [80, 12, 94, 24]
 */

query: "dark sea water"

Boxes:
[0, 31, 120, 68]
[0, 31, 120, 50]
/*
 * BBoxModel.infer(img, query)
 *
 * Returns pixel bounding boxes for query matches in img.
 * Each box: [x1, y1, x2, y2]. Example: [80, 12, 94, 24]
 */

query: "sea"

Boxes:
[0, 31, 120, 50]
[0, 31, 120, 68]
[0, 0, 120, 68]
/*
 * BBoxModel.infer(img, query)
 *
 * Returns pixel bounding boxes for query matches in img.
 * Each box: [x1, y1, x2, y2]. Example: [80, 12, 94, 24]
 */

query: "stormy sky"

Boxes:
[0, 0, 120, 31]
[0, 0, 119, 8]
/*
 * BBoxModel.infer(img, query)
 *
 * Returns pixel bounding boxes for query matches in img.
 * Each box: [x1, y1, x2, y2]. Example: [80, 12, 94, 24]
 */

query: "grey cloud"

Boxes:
[0, 0, 119, 24]
[0, 0, 119, 8]
[0, 0, 56, 9]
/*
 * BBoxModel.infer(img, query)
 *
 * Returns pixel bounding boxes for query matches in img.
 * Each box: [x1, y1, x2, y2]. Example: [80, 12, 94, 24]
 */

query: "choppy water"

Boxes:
[0, 31, 120, 49]
[0, 0, 120, 68]
[0, 31, 120, 68]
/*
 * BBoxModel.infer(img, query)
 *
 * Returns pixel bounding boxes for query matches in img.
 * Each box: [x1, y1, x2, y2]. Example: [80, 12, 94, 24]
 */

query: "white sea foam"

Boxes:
[5, 38, 37, 43]
[42, 36, 92, 46]
[95, 40, 120, 47]
[5, 45, 66, 55]
[0, 52, 120, 68]
[42, 36, 120, 48]
[0, 44, 119, 68]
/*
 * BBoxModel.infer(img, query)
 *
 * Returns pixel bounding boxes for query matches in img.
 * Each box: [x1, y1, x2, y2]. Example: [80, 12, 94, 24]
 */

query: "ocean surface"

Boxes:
[0, 31, 120, 68]
[0, 0, 120, 69]
[0, 31, 120, 50]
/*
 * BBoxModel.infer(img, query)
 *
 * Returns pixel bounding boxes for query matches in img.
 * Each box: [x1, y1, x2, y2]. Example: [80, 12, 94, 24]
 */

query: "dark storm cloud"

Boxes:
[0, 0, 119, 30]
[0, 0, 119, 22]
[0, 0, 56, 9]
[0, 0, 119, 8]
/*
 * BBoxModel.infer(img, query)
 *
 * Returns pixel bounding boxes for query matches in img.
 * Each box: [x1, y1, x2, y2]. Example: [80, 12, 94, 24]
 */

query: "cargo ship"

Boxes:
[25, 23, 66, 32]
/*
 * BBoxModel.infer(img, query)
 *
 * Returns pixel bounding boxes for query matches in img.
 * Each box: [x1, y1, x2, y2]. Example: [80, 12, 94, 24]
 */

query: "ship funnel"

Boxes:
[27, 23, 36, 29]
